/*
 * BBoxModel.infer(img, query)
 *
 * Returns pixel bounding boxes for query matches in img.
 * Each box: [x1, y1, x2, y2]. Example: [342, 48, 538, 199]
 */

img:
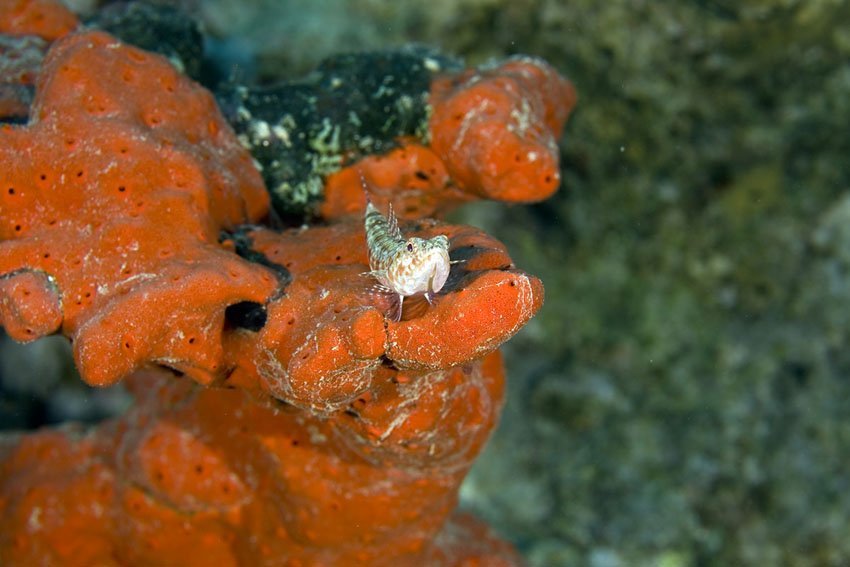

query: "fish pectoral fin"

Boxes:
[368, 283, 394, 295]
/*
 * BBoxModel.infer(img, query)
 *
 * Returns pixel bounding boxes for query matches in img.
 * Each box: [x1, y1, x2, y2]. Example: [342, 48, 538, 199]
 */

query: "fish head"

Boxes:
[391, 235, 451, 297]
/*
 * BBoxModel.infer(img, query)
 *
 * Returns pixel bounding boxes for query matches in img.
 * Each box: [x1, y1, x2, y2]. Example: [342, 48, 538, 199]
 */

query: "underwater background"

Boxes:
[2, 1, 849, 565]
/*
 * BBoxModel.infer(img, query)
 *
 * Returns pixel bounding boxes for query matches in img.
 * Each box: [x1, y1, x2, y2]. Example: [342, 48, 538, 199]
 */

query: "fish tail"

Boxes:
[365, 209, 402, 269]
[359, 169, 374, 207]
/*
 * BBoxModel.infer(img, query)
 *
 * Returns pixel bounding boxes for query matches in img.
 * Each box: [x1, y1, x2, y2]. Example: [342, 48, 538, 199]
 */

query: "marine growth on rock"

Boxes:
[0, 2, 576, 564]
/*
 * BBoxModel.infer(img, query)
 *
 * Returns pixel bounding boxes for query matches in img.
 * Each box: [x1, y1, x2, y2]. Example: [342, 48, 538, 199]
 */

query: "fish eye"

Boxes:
[406, 242, 414, 252]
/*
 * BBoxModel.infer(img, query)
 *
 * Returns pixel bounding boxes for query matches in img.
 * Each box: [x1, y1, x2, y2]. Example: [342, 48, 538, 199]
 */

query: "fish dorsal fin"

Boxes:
[387, 202, 402, 240]
[360, 168, 402, 240]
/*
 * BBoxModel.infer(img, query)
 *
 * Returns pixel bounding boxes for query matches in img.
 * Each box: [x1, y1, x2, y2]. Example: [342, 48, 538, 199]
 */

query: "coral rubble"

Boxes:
[429, 58, 576, 203]
[221, 49, 574, 220]
[0, 0, 77, 41]
[0, 30, 274, 388]
[218, 47, 462, 218]
[0, 358, 523, 566]
[0, 12, 574, 565]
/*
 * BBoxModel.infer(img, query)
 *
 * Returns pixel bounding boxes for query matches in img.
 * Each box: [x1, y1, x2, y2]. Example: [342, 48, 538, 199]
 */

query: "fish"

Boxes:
[363, 187, 451, 321]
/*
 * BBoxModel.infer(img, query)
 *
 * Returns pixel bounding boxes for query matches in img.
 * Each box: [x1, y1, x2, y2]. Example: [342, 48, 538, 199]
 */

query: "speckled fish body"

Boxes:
[364, 202, 450, 315]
